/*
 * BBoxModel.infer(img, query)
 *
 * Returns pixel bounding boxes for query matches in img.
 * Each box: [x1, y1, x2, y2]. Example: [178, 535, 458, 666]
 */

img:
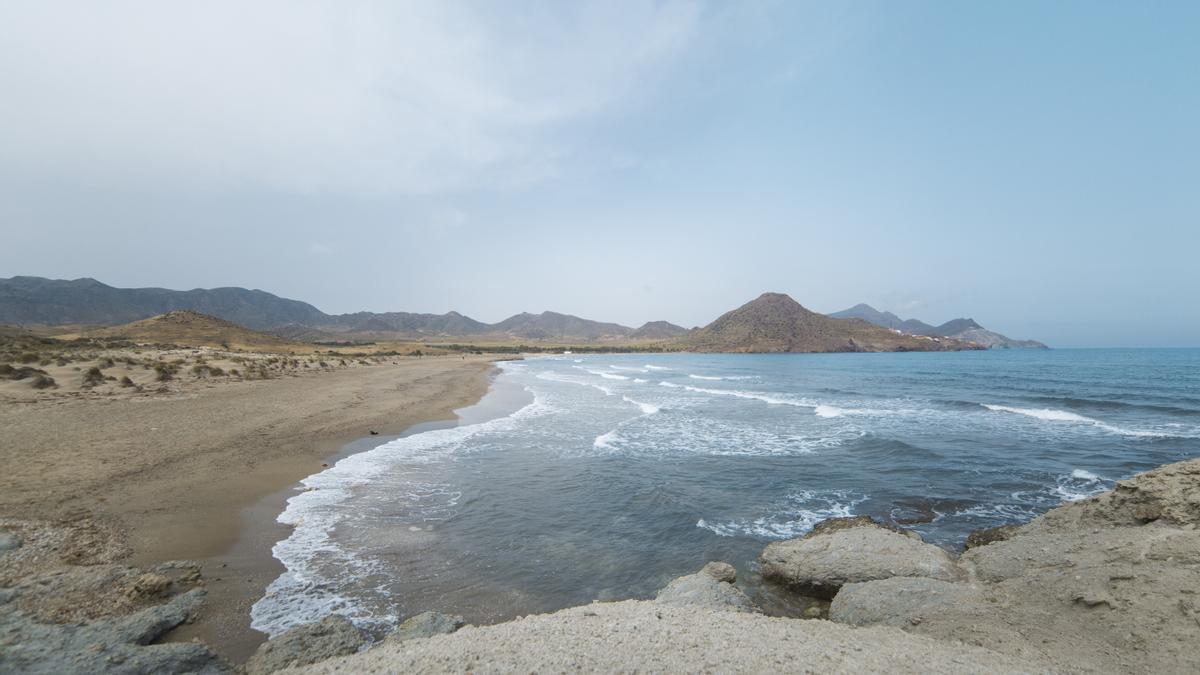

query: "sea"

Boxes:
[250, 348, 1200, 636]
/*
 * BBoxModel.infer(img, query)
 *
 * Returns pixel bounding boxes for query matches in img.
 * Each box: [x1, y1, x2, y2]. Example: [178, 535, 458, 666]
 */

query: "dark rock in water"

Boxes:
[807, 516, 920, 540]
[369, 430, 379, 435]
[0, 531, 22, 552]
[761, 521, 962, 599]
[0, 588, 230, 674]
[385, 611, 465, 643]
[654, 562, 759, 613]
[964, 524, 1021, 550]
[245, 615, 365, 675]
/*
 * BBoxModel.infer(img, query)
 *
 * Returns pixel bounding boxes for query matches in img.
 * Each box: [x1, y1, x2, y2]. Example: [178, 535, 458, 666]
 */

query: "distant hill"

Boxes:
[0, 276, 675, 344]
[491, 311, 633, 341]
[630, 321, 689, 341]
[830, 303, 1047, 349]
[88, 311, 309, 351]
[0, 276, 326, 329]
[679, 293, 978, 353]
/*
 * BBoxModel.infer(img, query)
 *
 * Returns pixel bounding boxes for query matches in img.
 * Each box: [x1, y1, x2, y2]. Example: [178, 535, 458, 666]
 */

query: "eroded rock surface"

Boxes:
[245, 615, 365, 675]
[0, 588, 229, 674]
[826, 457, 1200, 673]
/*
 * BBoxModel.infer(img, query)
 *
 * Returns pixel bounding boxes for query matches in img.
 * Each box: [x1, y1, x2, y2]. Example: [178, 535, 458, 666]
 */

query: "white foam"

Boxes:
[610, 365, 649, 373]
[814, 405, 844, 418]
[593, 429, 622, 449]
[697, 490, 866, 539]
[982, 404, 1170, 438]
[644, 365, 671, 371]
[574, 366, 629, 380]
[251, 390, 552, 636]
[660, 381, 816, 408]
[1071, 468, 1101, 481]
[688, 374, 724, 381]
[622, 396, 660, 415]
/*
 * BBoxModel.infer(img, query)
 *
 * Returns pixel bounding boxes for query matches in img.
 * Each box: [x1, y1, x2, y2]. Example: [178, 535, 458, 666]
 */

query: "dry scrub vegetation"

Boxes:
[0, 330, 440, 402]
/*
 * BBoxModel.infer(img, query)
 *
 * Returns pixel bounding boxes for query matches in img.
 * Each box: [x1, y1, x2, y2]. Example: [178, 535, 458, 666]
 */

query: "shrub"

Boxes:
[208, 366, 225, 376]
[82, 367, 105, 388]
[229, 369, 241, 377]
[155, 364, 176, 382]
[18, 352, 39, 363]
[31, 374, 56, 389]
[99, 357, 115, 368]
[119, 376, 134, 387]
[192, 364, 209, 376]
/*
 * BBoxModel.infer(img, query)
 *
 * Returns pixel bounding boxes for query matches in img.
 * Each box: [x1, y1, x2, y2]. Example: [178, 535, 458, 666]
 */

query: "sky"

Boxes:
[1, 1, 1197, 347]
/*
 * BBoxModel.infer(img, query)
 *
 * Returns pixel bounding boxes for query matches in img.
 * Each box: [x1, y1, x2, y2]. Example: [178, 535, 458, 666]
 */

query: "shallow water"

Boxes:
[252, 349, 1200, 636]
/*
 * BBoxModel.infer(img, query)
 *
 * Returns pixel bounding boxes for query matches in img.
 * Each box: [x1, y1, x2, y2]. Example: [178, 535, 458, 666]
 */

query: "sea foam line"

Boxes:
[982, 404, 1172, 438]
[659, 381, 816, 408]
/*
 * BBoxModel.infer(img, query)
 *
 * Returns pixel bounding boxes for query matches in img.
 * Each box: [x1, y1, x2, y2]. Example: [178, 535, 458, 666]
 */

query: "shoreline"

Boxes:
[168, 366, 533, 661]
[0, 354, 501, 665]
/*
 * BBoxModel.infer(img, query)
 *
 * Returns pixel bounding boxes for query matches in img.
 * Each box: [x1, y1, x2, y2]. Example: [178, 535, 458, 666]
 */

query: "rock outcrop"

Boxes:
[385, 611, 465, 643]
[0, 587, 229, 674]
[758, 517, 962, 598]
[653, 561, 758, 613]
[245, 615, 365, 675]
[825, 457, 1200, 673]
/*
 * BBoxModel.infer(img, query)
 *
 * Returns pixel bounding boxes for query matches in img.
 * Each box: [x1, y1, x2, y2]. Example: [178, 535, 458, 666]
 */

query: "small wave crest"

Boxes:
[697, 490, 866, 539]
[659, 382, 816, 408]
[982, 404, 1174, 438]
[622, 395, 660, 415]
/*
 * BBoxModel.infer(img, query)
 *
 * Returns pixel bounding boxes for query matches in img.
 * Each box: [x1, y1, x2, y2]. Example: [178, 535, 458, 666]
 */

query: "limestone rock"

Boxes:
[654, 562, 758, 613]
[759, 524, 962, 598]
[245, 615, 365, 675]
[699, 561, 736, 583]
[385, 611, 465, 643]
[829, 577, 987, 627]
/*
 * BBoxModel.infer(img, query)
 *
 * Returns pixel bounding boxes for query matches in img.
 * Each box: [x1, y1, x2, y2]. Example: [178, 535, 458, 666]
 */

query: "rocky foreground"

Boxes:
[2, 458, 1197, 673]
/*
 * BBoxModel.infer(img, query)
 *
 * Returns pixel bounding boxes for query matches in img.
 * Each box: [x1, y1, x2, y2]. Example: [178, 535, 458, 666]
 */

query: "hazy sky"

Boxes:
[2, 1, 1197, 347]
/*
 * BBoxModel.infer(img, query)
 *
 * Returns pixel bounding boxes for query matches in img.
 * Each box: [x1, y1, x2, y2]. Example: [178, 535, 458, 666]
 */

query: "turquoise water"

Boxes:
[252, 349, 1200, 636]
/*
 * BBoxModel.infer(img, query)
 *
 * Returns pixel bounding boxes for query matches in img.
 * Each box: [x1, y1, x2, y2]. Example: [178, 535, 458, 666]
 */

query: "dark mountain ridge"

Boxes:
[0, 276, 669, 343]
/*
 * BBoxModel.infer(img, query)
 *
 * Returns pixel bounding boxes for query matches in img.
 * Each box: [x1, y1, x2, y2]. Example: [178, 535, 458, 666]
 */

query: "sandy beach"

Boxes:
[0, 354, 496, 663]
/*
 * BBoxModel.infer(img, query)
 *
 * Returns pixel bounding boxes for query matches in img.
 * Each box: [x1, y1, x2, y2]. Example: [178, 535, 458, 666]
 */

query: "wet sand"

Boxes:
[0, 355, 497, 663]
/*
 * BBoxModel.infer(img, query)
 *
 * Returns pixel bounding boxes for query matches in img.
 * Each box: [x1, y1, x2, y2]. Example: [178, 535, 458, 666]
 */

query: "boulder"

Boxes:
[385, 611, 465, 643]
[654, 561, 758, 613]
[829, 577, 987, 627]
[245, 615, 365, 675]
[759, 521, 962, 598]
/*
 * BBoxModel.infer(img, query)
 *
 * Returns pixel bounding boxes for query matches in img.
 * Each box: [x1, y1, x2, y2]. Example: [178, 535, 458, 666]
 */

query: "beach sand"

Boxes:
[0, 354, 496, 663]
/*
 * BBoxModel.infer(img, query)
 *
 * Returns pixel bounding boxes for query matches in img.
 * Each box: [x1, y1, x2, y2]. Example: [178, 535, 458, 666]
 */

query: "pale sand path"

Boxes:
[0, 355, 495, 662]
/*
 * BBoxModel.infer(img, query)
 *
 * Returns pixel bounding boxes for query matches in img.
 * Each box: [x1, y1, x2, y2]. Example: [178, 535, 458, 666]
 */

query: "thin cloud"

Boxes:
[0, 1, 702, 194]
